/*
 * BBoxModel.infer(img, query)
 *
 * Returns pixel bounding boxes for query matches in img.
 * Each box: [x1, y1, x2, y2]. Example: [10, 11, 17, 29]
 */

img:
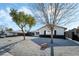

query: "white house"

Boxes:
[34, 25, 67, 36]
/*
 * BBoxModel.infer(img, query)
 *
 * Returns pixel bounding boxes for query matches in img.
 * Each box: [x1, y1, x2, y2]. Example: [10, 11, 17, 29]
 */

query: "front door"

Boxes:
[54, 30, 56, 36]
[44, 30, 46, 35]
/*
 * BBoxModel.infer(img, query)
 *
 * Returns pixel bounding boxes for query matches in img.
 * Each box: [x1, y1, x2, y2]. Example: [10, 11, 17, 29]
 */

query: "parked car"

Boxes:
[0, 31, 6, 38]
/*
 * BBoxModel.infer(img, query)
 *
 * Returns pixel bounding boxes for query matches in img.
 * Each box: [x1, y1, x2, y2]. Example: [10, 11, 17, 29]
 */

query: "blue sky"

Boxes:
[0, 3, 43, 31]
[0, 3, 79, 31]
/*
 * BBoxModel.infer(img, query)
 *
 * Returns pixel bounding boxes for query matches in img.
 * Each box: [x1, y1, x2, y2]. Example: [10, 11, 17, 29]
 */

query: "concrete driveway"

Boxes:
[31, 37, 79, 56]
[31, 37, 79, 47]
[0, 36, 79, 56]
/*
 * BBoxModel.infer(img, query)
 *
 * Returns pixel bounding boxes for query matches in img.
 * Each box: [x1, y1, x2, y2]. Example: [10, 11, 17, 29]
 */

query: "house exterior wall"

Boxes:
[35, 26, 65, 36]
[65, 28, 79, 39]
[54, 27, 65, 35]
[38, 26, 51, 35]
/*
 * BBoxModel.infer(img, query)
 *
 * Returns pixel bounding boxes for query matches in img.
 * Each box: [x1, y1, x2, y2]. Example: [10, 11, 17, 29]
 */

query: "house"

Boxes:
[16, 30, 26, 36]
[0, 30, 18, 37]
[65, 28, 76, 39]
[34, 25, 67, 38]
[76, 27, 79, 37]
[65, 27, 79, 41]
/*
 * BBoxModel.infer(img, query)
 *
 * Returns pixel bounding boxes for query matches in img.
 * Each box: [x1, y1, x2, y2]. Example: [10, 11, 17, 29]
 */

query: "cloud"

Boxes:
[18, 7, 34, 16]
[0, 8, 20, 31]
[0, 8, 12, 21]
[6, 7, 11, 13]
[0, 7, 34, 31]
[0, 6, 41, 31]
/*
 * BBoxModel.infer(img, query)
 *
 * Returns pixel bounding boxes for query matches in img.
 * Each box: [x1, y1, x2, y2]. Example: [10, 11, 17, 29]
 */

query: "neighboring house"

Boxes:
[5, 31, 18, 36]
[16, 30, 27, 36]
[34, 25, 67, 36]
[66, 28, 79, 37]
[0, 29, 18, 38]
[65, 27, 79, 40]
[65, 28, 76, 39]
[76, 27, 79, 37]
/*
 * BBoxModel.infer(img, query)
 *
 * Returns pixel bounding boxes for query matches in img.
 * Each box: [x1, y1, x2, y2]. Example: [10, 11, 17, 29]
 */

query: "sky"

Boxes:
[0, 3, 79, 31]
[0, 3, 44, 31]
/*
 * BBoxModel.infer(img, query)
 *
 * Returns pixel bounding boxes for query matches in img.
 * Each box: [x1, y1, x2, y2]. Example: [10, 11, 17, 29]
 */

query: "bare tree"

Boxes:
[29, 3, 79, 56]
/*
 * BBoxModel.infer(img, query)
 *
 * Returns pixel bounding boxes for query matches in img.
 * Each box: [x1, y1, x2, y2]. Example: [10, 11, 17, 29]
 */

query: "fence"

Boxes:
[72, 32, 79, 41]
[66, 32, 79, 41]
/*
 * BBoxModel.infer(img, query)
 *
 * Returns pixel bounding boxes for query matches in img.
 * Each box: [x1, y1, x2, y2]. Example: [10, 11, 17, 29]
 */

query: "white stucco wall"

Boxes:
[35, 26, 65, 35]
[54, 27, 65, 35]
[38, 26, 51, 35]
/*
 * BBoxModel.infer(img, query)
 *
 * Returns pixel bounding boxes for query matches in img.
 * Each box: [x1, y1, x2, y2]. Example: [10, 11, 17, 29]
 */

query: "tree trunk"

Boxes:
[22, 29, 26, 40]
[50, 29, 54, 56]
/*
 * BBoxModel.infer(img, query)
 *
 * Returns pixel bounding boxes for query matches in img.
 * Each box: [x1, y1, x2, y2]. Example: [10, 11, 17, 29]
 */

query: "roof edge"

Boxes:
[34, 24, 67, 32]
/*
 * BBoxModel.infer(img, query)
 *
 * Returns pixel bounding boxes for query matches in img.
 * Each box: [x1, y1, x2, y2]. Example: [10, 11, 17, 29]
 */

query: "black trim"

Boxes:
[39, 35, 65, 39]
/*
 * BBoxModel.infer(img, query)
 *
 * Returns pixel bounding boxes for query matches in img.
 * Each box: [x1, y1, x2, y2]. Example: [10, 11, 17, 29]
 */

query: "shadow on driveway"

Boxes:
[0, 40, 24, 55]
[31, 37, 79, 47]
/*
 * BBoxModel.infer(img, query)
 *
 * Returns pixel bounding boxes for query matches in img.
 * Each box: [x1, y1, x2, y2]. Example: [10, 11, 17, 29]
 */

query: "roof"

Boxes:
[34, 24, 67, 32]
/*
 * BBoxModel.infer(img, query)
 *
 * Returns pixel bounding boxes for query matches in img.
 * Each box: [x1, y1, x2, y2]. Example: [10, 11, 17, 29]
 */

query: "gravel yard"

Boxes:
[0, 36, 79, 56]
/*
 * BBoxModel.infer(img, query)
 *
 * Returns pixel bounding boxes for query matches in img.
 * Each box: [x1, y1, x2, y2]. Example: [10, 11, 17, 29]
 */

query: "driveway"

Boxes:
[31, 37, 79, 47]
[31, 37, 79, 56]
[0, 36, 40, 56]
[0, 36, 79, 56]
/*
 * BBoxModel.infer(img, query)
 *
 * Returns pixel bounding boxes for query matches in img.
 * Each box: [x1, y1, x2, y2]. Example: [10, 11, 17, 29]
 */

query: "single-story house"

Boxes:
[34, 25, 67, 38]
